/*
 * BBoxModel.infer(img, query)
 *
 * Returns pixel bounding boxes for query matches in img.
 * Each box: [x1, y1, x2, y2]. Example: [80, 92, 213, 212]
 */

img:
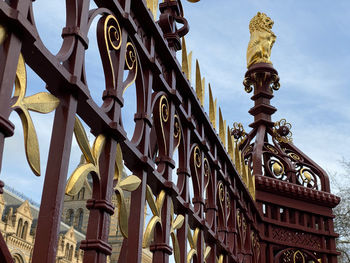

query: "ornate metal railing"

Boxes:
[0, 0, 339, 263]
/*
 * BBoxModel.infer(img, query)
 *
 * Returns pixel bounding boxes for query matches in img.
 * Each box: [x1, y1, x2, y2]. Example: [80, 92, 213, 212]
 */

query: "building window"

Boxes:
[16, 218, 23, 237]
[69, 245, 74, 260]
[66, 209, 74, 226]
[21, 221, 28, 240]
[13, 254, 24, 263]
[65, 243, 70, 259]
[78, 209, 84, 230]
[77, 187, 85, 200]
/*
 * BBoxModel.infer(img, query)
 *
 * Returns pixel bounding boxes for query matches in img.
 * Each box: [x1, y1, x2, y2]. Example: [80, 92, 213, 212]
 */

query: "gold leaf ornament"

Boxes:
[114, 173, 141, 238]
[11, 53, 59, 176]
[65, 117, 105, 196]
[143, 186, 166, 248]
[187, 227, 200, 263]
[170, 201, 185, 263]
[113, 143, 141, 238]
[204, 245, 211, 262]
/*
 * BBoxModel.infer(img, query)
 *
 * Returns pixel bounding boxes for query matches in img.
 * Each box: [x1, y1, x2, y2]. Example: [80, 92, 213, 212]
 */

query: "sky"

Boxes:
[1, 0, 350, 204]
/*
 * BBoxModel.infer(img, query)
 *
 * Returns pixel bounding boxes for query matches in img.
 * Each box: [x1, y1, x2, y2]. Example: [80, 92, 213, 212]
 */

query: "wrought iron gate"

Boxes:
[0, 0, 339, 262]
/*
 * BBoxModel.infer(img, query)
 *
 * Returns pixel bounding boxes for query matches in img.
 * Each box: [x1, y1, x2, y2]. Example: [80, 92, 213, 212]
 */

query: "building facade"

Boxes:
[0, 182, 151, 263]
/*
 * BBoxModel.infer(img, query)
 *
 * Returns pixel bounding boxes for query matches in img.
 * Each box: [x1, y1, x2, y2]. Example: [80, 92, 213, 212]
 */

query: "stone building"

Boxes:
[61, 178, 152, 263]
[0, 187, 85, 263]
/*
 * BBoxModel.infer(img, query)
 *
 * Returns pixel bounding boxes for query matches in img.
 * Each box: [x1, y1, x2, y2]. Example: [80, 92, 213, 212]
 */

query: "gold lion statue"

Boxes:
[246, 12, 276, 68]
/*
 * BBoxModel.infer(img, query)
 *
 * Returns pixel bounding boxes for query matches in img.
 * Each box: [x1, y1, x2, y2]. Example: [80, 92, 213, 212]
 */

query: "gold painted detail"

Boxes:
[246, 12, 276, 68]
[266, 144, 278, 154]
[114, 144, 141, 238]
[203, 158, 210, 191]
[218, 107, 226, 148]
[187, 226, 200, 263]
[102, 15, 137, 91]
[288, 152, 301, 161]
[0, 24, 7, 44]
[181, 38, 193, 82]
[216, 254, 224, 263]
[143, 187, 184, 262]
[273, 119, 292, 143]
[194, 145, 201, 168]
[229, 123, 255, 199]
[170, 202, 185, 263]
[143, 186, 166, 248]
[270, 159, 285, 180]
[293, 250, 306, 263]
[208, 84, 217, 129]
[203, 245, 211, 263]
[11, 53, 60, 176]
[174, 114, 181, 143]
[103, 15, 122, 89]
[251, 231, 261, 261]
[123, 42, 138, 91]
[66, 117, 106, 196]
[195, 60, 205, 106]
[146, 0, 159, 20]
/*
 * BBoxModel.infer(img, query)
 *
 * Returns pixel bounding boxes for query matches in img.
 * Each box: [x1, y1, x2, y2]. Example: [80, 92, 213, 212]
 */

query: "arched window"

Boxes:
[13, 254, 24, 263]
[65, 209, 74, 226]
[16, 218, 23, 237]
[80, 187, 85, 200]
[78, 209, 84, 230]
[21, 221, 28, 239]
[65, 243, 70, 259]
[69, 245, 74, 260]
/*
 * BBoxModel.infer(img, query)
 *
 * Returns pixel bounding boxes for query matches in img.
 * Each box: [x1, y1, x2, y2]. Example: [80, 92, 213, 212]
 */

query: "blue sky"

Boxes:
[1, 0, 349, 203]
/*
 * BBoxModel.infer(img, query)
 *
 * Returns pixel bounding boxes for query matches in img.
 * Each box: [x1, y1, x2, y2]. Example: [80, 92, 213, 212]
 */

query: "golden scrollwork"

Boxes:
[101, 15, 138, 92]
[113, 143, 141, 238]
[174, 114, 180, 139]
[246, 12, 276, 68]
[226, 191, 231, 221]
[187, 226, 200, 263]
[194, 146, 201, 168]
[299, 168, 312, 184]
[218, 181, 224, 203]
[288, 152, 301, 161]
[159, 95, 169, 154]
[143, 186, 166, 248]
[231, 122, 246, 141]
[237, 208, 241, 228]
[266, 144, 278, 155]
[293, 250, 306, 263]
[273, 119, 292, 143]
[160, 95, 169, 122]
[66, 117, 105, 196]
[103, 15, 122, 88]
[11, 53, 60, 176]
[123, 42, 138, 91]
[203, 158, 210, 191]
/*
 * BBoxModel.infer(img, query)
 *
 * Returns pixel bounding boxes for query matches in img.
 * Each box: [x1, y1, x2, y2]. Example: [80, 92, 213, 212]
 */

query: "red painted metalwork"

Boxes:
[0, 0, 339, 263]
